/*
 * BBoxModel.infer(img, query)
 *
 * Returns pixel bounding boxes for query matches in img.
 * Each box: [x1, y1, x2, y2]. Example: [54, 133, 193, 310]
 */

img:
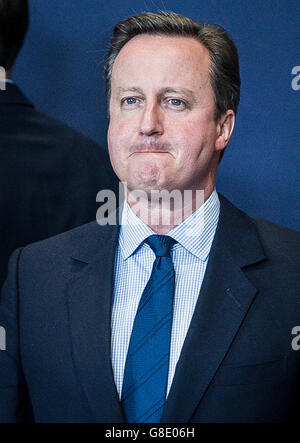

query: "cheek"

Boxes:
[108, 122, 134, 182]
[108, 121, 125, 156]
[176, 118, 217, 155]
[107, 123, 115, 146]
[108, 116, 134, 148]
[107, 125, 123, 176]
[170, 124, 202, 161]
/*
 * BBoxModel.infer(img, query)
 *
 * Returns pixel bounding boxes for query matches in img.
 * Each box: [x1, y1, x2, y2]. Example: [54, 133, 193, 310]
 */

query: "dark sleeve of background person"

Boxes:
[0, 84, 119, 291]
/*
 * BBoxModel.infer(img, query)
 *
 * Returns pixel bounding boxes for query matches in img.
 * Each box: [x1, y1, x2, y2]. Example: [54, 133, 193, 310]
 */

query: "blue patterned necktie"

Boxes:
[121, 235, 176, 423]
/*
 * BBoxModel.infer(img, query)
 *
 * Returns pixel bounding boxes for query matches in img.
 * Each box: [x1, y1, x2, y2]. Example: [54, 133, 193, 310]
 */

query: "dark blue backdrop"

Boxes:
[13, 0, 300, 231]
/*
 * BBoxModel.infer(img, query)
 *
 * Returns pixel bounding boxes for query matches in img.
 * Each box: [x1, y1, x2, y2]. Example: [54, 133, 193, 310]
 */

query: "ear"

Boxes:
[215, 110, 235, 152]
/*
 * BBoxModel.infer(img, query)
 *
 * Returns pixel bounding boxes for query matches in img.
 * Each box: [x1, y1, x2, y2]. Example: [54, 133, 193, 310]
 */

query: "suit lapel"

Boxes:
[66, 221, 125, 422]
[161, 194, 266, 422]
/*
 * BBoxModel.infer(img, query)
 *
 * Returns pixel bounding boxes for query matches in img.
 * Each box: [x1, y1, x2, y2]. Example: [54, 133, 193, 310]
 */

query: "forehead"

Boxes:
[111, 34, 211, 90]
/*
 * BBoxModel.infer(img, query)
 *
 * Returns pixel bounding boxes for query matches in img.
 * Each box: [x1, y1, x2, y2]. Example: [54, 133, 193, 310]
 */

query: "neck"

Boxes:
[126, 183, 215, 235]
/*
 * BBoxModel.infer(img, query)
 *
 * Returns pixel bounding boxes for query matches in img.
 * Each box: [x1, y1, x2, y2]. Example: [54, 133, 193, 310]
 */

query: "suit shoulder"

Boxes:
[2, 103, 109, 158]
[21, 221, 100, 255]
[252, 217, 300, 266]
[218, 194, 300, 269]
[1, 105, 118, 191]
[253, 217, 300, 244]
[28, 109, 107, 154]
[19, 220, 119, 267]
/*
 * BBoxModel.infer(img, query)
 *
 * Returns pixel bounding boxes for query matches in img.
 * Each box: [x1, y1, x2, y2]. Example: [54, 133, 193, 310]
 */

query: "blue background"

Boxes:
[12, 0, 300, 231]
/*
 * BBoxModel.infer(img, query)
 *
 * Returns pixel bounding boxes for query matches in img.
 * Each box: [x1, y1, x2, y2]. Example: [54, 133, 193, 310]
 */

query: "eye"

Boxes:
[122, 97, 139, 105]
[169, 98, 185, 106]
[166, 98, 187, 110]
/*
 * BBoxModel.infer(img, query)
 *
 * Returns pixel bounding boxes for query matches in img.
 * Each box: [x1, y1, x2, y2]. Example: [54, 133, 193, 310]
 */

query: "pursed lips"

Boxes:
[128, 141, 175, 157]
[129, 146, 174, 156]
[131, 151, 169, 153]
[128, 151, 175, 160]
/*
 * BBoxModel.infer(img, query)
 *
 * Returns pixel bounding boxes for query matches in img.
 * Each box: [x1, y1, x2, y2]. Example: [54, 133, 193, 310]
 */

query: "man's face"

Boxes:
[108, 34, 232, 196]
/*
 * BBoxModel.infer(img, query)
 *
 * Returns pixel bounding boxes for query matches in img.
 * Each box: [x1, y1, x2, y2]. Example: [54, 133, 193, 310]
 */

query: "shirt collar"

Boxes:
[0, 79, 14, 84]
[119, 188, 220, 261]
[119, 200, 155, 260]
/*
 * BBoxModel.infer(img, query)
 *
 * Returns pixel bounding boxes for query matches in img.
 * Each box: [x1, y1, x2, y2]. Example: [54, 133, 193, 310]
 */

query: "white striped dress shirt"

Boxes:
[111, 189, 220, 398]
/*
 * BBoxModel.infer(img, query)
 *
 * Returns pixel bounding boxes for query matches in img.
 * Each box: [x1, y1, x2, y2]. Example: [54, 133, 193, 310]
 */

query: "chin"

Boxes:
[130, 172, 161, 191]
[127, 181, 160, 195]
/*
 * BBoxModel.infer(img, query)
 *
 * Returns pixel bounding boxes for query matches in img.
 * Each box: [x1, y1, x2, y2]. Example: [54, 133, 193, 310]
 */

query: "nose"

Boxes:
[139, 101, 163, 136]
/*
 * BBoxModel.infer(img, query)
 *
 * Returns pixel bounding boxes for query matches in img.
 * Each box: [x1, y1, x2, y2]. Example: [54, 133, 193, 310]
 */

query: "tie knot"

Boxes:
[145, 235, 176, 258]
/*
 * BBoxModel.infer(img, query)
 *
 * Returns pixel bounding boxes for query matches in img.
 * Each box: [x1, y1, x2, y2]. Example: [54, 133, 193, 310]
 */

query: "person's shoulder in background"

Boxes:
[0, 83, 119, 288]
[0, 83, 119, 230]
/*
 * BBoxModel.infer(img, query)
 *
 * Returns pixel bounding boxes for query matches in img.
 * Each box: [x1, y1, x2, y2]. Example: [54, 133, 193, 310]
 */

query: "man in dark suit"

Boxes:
[0, 11, 299, 423]
[0, 0, 119, 289]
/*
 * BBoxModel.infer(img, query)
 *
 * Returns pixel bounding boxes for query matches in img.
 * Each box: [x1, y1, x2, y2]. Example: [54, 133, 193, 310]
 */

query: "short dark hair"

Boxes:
[105, 11, 241, 123]
[0, 0, 29, 71]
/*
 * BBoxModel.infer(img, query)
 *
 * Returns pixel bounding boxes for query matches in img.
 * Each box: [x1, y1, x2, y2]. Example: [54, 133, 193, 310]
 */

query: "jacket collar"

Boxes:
[69, 194, 265, 268]
[0, 82, 33, 107]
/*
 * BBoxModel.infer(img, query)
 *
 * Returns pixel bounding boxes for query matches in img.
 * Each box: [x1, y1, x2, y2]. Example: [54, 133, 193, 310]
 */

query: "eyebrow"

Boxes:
[159, 87, 196, 102]
[115, 86, 196, 101]
[116, 87, 144, 96]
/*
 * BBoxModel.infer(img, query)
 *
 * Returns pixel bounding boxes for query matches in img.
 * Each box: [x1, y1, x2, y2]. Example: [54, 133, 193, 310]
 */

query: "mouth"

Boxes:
[129, 141, 174, 157]
[131, 151, 170, 154]
[129, 151, 174, 159]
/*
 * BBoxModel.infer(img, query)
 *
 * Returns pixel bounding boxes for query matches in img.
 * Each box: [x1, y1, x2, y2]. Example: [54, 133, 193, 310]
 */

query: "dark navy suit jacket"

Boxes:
[0, 83, 119, 290]
[0, 194, 300, 422]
